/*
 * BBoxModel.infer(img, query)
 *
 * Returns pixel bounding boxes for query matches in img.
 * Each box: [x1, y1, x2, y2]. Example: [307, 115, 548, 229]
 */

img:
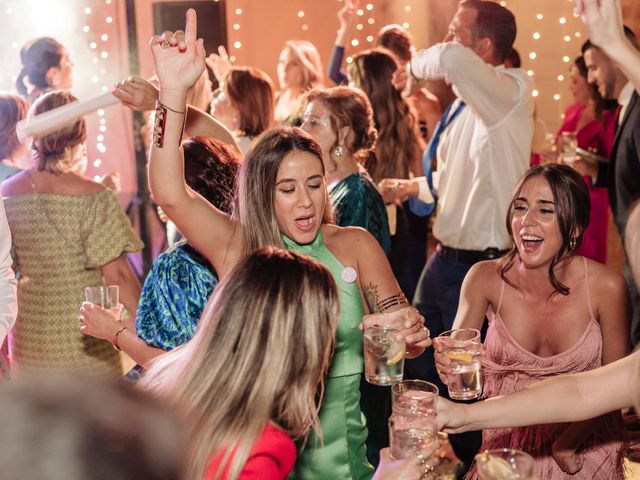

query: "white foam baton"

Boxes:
[16, 92, 120, 142]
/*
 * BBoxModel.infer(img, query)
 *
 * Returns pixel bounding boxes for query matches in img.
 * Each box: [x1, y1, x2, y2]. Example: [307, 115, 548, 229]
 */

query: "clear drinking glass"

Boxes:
[389, 380, 439, 460]
[389, 414, 438, 460]
[558, 131, 578, 164]
[435, 328, 483, 400]
[476, 448, 536, 480]
[84, 285, 119, 310]
[363, 325, 405, 386]
[391, 380, 439, 416]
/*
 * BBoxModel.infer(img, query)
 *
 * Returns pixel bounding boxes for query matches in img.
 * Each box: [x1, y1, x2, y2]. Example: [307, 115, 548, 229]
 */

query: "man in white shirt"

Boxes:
[581, 28, 640, 347]
[0, 197, 17, 345]
[402, 0, 534, 469]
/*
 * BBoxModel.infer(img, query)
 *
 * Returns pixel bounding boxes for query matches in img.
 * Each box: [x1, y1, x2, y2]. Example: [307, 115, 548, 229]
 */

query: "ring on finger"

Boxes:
[159, 40, 170, 49]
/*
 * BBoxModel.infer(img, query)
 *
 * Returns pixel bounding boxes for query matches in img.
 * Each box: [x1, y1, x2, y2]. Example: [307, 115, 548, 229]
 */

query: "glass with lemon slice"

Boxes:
[363, 325, 405, 385]
[435, 328, 483, 400]
[475, 449, 536, 480]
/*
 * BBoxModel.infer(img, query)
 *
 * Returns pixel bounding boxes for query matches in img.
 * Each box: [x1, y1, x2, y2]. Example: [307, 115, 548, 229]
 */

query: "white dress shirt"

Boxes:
[0, 197, 17, 344]
[410, 42, 534, 251]
[617, 81, 634, 126]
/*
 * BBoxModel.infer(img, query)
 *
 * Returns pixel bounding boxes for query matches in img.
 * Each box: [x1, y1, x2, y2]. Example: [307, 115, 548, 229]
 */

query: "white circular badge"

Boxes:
[341, 266, 357, 284]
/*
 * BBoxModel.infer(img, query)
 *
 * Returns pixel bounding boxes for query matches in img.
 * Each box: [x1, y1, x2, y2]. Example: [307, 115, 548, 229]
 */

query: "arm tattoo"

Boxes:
[364, 283, 381, 313]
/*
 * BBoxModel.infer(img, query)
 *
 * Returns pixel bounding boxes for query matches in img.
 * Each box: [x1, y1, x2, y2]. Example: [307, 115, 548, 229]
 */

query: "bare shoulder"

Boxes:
[584, 258, 627, 296]
[322, 224, 384, 265]
[1, 171, 32, 197]
[466, 259, 502, 285]
[69, 174, 106, 195]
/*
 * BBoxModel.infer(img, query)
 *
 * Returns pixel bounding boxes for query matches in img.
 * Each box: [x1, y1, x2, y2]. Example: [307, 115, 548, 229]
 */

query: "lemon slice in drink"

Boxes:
[443, 351, 474, 363]
[477, 453, 518, 480]
[386, 348, 405, 366]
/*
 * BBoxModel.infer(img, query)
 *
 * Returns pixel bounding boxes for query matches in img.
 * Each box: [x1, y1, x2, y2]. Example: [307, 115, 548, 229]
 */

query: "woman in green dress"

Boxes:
[146, 11, 431, 480]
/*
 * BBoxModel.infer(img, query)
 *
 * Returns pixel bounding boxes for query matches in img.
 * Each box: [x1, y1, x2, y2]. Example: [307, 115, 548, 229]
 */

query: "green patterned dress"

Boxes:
[4, 189, 143, 376]
[283, 232, 374, 480]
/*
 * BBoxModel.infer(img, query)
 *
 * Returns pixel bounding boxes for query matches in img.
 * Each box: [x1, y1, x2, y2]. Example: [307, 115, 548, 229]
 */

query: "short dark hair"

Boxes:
[505, 48, 521, 68]
[0, 93, 29, 159]
[461, 0, 517, 63]
[582, 25, 640, 54]
[376, 25, 413, 64]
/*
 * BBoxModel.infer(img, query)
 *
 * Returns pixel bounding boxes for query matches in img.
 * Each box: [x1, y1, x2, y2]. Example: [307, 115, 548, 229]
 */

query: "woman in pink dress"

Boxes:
[436, 164, 629, 479]
[556, 56, 618, 263]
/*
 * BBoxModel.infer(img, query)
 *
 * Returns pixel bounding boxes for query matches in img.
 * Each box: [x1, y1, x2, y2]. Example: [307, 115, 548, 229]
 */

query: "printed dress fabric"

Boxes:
[205, 424, 296, 480]
[330, 171, 391, 256]
[4, 189, 142, 376]
[557, 103, 617, 264]
[136, 241, 217, 350]
[283, 231, 374, 480]
[469, 259, 625, 479]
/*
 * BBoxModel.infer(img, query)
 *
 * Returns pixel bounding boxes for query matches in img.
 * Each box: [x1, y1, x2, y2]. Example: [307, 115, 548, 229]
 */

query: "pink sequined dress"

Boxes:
[469, 258, 625, 479]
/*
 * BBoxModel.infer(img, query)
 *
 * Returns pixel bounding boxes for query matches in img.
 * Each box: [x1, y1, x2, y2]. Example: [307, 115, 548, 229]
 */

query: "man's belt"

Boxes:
[436, 243, 509, 264]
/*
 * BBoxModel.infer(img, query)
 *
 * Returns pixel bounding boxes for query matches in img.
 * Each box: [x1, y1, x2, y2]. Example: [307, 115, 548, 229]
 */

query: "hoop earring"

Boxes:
[334, 145, 344, 157]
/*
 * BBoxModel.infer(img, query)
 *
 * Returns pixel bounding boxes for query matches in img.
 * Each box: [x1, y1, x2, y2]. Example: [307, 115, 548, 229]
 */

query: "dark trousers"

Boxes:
[405, 249, 483, 475]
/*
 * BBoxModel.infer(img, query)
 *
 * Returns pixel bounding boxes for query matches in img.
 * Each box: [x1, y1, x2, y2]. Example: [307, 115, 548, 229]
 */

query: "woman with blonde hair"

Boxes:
[140, 247, 339, 480]
[2, 90, 142, 376]
[147, 12, 430, 479]
[275, 40, 323, 125]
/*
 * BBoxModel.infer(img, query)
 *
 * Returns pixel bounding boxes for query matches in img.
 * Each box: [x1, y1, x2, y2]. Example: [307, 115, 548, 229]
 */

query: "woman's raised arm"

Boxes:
[148, 9, 240, 275]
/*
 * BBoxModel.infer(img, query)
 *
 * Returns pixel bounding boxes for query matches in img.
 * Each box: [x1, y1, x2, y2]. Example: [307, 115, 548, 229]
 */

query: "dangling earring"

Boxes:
[334, 145, 344, 157]
[569, 238, 577, 250]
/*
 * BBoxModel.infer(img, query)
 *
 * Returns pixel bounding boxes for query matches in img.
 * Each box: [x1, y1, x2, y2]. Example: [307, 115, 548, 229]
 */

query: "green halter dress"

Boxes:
[283, 231, 374, 480]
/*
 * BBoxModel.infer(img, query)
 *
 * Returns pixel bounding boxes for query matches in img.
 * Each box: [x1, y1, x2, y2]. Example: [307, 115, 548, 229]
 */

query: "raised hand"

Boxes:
[576, 0, 626, 51]
[337, 0, 358, 32]
[205, 45, 233, 82]
[149, 8, 206, 93]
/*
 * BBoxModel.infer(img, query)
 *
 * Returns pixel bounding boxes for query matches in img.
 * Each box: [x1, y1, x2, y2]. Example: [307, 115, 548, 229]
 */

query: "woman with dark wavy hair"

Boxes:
[435, 164, 628, 479]
[347, 49, 427, 301]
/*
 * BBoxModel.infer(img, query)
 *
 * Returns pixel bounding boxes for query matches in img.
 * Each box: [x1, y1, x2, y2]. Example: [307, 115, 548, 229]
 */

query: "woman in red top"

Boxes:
[140, 247, 339, 480]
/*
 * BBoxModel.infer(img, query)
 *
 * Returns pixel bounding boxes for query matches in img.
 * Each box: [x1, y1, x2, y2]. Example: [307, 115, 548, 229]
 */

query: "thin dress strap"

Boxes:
[495, 278, 507, 317]
[582, 256, 596, 321]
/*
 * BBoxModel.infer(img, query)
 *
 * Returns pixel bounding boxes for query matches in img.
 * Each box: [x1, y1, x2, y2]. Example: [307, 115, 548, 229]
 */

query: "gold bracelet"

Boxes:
[112, 325, 128, 351]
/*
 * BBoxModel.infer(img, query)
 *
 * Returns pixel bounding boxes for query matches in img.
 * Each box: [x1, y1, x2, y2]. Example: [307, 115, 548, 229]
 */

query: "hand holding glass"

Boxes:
[84, 285, 119, 310]
[435, 328, 483, 400]
[363, 325, 405, 386]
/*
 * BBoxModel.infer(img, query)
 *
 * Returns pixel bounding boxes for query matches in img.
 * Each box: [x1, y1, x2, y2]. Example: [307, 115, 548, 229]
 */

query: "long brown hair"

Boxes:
[140, 247, 339, 480]
[235, 127, 332, 254]
[498, 164, 590, 295]
[347, 49, 420, 183]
